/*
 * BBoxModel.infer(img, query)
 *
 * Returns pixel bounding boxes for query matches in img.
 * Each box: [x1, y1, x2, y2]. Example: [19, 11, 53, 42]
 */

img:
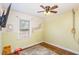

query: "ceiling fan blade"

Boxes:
[37, 11, 44, 13]
[50, 5, 58, 10]
[40, 5, 45, 9]
[50, 11, 57, 13]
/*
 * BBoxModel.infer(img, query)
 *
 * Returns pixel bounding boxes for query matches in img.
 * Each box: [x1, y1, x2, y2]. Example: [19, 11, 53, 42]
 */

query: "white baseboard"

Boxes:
[12, 41, 43, 53]
[45, 42, 79, 54]
[22, 41, 43, 49]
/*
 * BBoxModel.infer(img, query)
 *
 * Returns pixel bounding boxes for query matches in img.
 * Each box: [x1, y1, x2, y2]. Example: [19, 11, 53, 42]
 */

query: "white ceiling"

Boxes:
[1, 3, 79, 18]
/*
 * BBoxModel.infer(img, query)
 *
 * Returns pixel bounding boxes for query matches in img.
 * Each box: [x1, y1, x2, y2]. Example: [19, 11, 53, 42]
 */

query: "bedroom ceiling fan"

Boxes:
[37, 5, 58, 15]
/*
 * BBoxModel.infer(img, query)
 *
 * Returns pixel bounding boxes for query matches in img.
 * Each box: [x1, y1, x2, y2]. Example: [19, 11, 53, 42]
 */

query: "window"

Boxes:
[19, 19, 31, 39]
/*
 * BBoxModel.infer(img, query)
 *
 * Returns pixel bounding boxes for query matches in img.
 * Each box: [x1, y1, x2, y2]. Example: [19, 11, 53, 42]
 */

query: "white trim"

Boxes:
[22, 41, 43, 49]
[45, 42, 79, 54]
[12, 41, 43, 52]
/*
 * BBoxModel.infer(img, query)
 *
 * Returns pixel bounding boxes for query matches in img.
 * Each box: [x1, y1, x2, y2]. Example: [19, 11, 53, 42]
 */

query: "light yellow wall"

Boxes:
[44, 9, 79, 53]
[2, 10, 44, 52]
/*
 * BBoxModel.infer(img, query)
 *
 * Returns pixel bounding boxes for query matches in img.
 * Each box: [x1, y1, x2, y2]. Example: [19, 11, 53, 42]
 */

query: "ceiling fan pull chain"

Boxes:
[72, 9, 76, 40]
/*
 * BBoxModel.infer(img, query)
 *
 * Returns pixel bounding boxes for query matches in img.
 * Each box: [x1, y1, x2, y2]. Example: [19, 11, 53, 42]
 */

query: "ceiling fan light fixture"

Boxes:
[38, 5, 58, 15]
[44, 11, 51, 15]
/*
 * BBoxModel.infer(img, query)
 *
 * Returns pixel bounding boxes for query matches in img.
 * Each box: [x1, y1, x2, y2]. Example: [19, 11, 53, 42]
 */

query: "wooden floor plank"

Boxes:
[40, 42, 76, 55]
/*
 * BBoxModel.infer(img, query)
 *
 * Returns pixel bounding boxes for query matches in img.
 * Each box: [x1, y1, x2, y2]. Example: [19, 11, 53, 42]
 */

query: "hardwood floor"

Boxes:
[19, 45, 58, 55]
[40, 42, 76, 55]
[8, 42, 77, 55]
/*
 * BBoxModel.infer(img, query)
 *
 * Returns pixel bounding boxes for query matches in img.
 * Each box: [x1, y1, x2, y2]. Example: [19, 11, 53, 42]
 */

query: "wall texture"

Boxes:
[2, 10, 44, 52]
[44, 9, 79, 53]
